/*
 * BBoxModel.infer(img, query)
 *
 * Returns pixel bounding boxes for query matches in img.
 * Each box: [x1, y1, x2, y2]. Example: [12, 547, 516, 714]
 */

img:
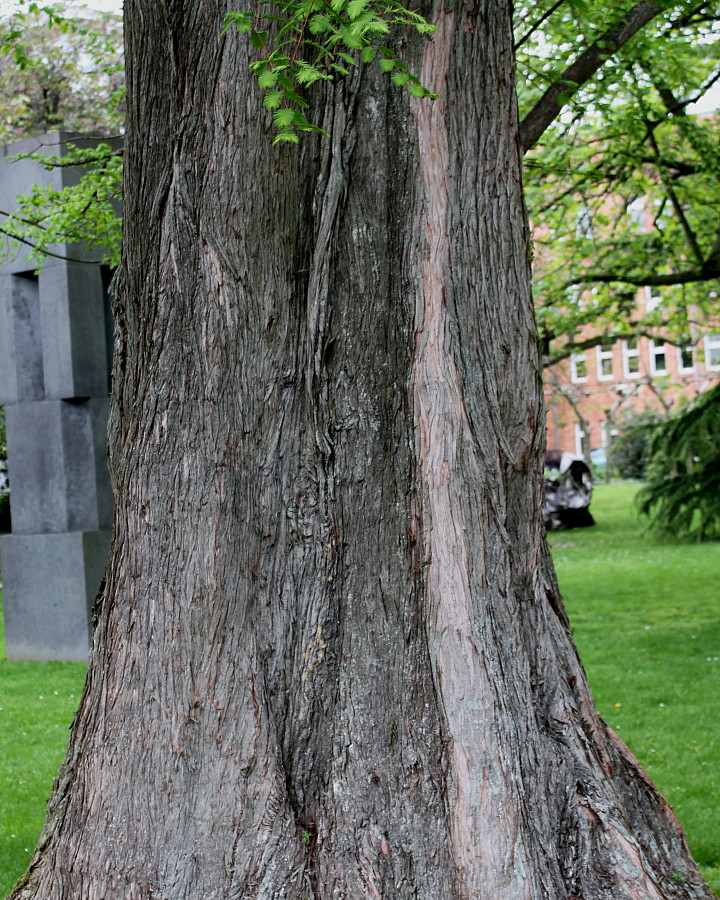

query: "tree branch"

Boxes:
[519, 0, 664, 153]
[638, 155, 698, 176]
[0, 225, 94, 265]
[0, 207, 103, 265]
[545, 367, 592, 439]
[564, 266, 720, 288]
[701, 226, 720, 274]
[514, 0, 568, 50]
[18, 147, 124, 169]
[646, 124, 705, 265]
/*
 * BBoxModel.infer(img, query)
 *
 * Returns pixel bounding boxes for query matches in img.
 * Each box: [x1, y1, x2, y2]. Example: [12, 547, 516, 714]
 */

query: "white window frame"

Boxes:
[600, 420, 608, 447]
[576, 205, 592, 239]
[570, 352, 588, 383]
[649, 339, 668, 375]
[704, 334, 720, 371]
[622, 337, 640, 378]
[677, 340, 695, 374]
[596, 342, 614, 381]
[645, 285, 662, 312]
[567, 285, 584, 310]
[628, 196, 645, 229]
[574, 423, 586, 458]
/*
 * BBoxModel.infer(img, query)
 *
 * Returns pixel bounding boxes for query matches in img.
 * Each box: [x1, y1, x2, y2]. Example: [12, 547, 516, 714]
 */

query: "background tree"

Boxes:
[0, 1, 123, 141]
[608, 406, 664, 479]
[545, 366, 594, 460]
[516, 0, 720, 365]
[7, 1, 715, 898]
[638, 382, 720, 538]
[0, 1, 123, 265]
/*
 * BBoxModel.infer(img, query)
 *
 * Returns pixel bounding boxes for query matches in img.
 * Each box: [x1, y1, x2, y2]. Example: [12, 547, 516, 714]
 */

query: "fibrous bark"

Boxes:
[11, 1, 714, 898]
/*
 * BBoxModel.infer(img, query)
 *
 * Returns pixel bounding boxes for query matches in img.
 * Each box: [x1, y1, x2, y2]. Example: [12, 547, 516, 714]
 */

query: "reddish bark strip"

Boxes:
[413, 12, 533, 899]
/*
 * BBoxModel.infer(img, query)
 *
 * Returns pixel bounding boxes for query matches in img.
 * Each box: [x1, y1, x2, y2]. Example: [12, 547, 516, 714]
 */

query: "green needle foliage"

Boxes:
[637, 383, 720, 541]
[1, 142, 122, 268]
[222, 0, 437, 144]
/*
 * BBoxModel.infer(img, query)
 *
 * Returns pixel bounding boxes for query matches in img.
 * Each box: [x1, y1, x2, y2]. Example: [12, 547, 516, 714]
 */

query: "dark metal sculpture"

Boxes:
[543, 456, 595, 531]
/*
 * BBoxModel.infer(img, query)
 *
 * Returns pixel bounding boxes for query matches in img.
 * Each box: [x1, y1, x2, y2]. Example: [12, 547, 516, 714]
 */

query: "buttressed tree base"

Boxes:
[11, 1, 714, 898]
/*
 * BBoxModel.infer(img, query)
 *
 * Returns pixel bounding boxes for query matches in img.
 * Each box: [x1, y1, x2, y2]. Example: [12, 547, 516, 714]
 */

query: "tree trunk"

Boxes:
[11, 1, 713, 898]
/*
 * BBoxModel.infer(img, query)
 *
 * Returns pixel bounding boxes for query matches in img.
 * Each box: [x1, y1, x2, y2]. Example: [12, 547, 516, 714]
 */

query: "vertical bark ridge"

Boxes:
[409, 3, 715, 899]
[304, 80, 360, 459]
[413, 8, 534, 899]
[297, 61, 458, 899]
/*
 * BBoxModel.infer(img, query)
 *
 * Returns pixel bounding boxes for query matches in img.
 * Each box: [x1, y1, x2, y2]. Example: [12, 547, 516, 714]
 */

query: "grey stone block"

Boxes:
[65, 397, 113, 532]
[0, 136, 62, 232]
[0, 131, 117, 660]
[1, 529, 111, 661]
[0, 276, 16, 402]
[6, 398, 112, 535]
[0, 272, 45, 404]
[5, 402, 64, 533]
[0, 135, 64, 277]
[40, 262, 112, 399]
[89, 397, 114, 530]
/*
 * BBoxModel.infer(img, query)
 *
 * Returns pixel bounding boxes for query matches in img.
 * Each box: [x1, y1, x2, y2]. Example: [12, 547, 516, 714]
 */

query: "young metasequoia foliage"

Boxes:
[0, 143, 122, 268]
[224, 0, 436, 142]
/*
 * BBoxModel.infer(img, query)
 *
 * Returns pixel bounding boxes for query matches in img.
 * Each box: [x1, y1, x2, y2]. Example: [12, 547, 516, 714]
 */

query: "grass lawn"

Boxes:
[0, 603, 86, 897]
[0, 482, 717, 896]
[549, 481, 720, 896]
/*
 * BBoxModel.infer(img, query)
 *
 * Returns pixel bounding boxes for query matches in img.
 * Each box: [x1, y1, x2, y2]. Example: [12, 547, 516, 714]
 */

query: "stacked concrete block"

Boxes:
[0, 133, 115, 661]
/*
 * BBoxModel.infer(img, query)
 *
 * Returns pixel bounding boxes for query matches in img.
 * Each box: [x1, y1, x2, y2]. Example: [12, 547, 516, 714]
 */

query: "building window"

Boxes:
[677, 339, 694, 373]
[574, 423, 586, 458]
[645, 286, 662, 312]
[628, 196, 645, 229]
[576, 205, 592, 238]
[600, 420, 608, 447]
[622, 337, 640, 378]
[567, 285, 584, 310]
[705, 334, 720, 371]
[649, 340, 667, 375]
[596, 341, 614, 380]
[571, 352, 587, 383]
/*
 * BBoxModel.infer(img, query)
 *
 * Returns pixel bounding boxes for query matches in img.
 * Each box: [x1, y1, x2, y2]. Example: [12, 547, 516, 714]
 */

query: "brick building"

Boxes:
[544, 287, 720, 458]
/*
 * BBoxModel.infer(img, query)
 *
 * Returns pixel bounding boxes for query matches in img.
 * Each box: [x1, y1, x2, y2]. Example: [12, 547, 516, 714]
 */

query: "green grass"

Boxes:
[0, 599, 86, 897]
[0, 484, 717, 895]
[549, 482, 720, 896]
